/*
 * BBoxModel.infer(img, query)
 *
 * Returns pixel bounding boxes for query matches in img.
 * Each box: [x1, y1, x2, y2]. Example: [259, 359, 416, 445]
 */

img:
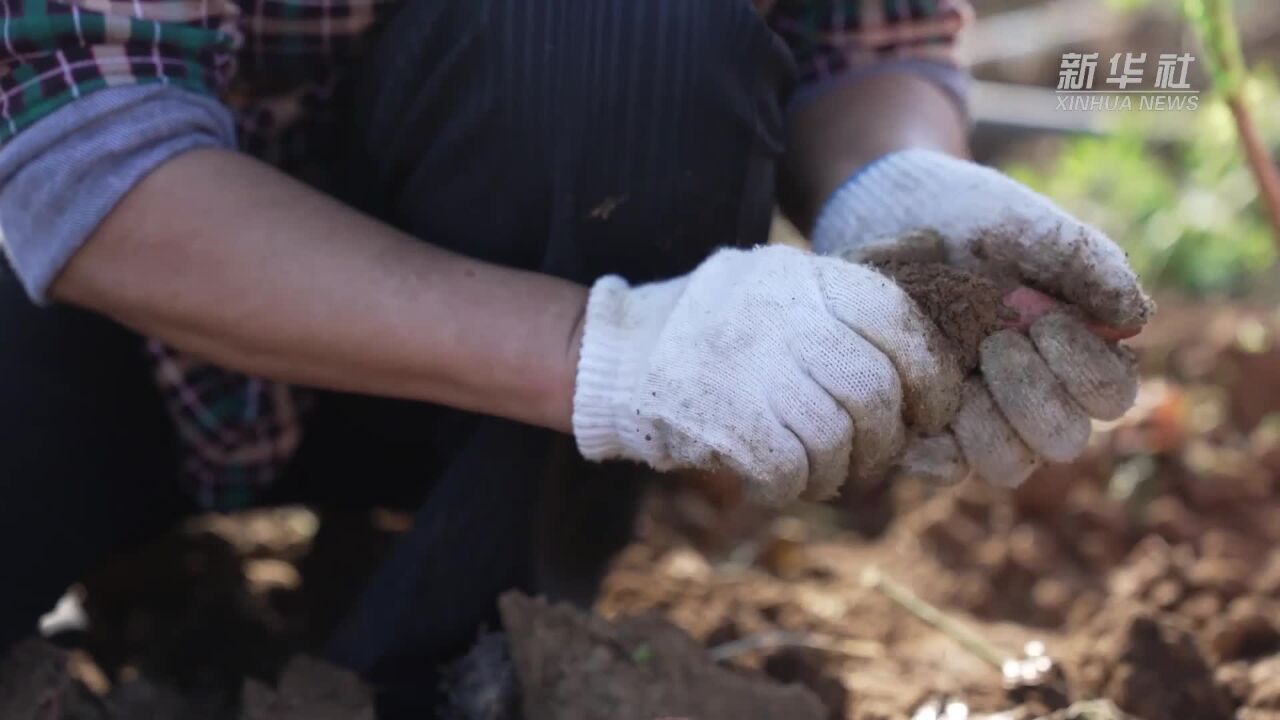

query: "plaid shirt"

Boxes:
[1, 0, 972, 510]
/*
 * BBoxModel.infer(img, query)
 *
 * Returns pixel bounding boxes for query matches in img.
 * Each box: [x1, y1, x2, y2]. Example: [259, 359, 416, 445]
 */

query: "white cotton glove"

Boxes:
[571, 244, 963, 504]
[903, 317, 1139, 488]
[812, 149, 1153, 327]
[812, 149, 1152, 487]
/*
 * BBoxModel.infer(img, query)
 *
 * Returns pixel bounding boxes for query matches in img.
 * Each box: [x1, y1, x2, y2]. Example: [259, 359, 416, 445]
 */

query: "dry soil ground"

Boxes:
[4, 295, 1280, 720]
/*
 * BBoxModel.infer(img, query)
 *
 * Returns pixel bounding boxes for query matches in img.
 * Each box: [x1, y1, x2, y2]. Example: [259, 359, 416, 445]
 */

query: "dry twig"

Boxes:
[707, 630, 882, 663]
[860, 567, 1007, 670]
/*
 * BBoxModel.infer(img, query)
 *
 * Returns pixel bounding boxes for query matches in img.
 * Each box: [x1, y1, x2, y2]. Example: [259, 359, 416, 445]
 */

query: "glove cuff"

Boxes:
[810, 148, 972, 257]
[573, 272, 695, 466]
[572, 275, 632, 461]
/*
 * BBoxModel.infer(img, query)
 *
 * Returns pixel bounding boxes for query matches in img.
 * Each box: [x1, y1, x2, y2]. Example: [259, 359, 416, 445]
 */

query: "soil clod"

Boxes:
[874, 262, 1009, 371]
[499, 592, 824, 720]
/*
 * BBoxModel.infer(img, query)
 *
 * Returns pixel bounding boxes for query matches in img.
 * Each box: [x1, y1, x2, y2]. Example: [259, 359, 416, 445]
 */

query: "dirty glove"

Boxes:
[572, 245, 962, 504]
[906, 316, 1140, 487]
[811, 149, 1153, 328]
[811, 150, 1152, 486]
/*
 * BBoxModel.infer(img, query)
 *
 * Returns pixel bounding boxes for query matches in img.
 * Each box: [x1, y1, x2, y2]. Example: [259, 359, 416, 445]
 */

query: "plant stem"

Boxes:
[1184, 0, 1280, 244]
[1227, 95, 1280, 239]
[860, 567, 1007, 671]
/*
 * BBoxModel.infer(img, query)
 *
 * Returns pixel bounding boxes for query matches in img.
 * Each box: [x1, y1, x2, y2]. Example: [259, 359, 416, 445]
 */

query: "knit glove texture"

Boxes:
[813, 150, 1151, 486]
[572, 245, 963, 503]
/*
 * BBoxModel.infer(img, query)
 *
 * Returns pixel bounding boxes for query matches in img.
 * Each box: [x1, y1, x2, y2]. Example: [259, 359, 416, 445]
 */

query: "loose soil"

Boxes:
[875, 261, 1009, 371]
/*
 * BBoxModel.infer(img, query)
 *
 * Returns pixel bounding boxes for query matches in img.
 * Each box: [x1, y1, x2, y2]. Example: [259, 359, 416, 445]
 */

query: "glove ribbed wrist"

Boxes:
[573, 275, 684, 465]
[811, 149, 979, 257]
[572, 275, 633, 461]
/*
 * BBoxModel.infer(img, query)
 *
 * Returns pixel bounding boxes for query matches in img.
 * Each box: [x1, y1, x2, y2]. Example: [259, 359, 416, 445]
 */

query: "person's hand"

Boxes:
[571, 245, 963, 504]
[898, 314, 1140, 487]
[808, 149, 1152, 486]
[811, 149, 1154, 329]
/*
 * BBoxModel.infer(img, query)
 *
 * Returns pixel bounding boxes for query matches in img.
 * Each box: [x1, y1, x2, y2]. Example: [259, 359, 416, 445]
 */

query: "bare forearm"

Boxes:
[780, 72, 969, 233]
[50, 148, 585, 433]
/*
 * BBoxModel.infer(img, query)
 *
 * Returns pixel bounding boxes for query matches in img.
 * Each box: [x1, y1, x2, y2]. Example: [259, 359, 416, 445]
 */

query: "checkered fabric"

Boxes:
[762, 0, 972, 85]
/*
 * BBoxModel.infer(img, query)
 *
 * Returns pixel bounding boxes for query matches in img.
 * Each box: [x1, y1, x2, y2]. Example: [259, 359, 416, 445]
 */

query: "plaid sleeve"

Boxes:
[761, 0, 973, 89]
[0, 0, 241, 143]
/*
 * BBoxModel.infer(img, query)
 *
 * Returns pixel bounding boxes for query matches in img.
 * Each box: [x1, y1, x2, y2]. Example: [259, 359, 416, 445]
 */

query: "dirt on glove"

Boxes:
[874, 261, 1010, 371]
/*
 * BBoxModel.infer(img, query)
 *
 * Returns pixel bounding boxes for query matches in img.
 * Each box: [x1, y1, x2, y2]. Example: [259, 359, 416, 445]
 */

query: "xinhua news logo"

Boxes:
[1056, 52, 1200, 111]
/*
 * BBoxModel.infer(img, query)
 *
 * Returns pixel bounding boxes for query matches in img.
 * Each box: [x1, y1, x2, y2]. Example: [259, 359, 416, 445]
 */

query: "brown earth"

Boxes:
[597, 295, 1280, 720]
[4, 295, 1280, 720]
[500, 593, 824, 720]
[875, 261, 1010, 371]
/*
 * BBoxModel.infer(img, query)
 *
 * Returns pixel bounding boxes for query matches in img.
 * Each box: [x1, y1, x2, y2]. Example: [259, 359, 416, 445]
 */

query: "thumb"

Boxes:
[1003, 286, 1141, 341]
[834, 230, 1145, 341]
[976, 218, 1154, 328]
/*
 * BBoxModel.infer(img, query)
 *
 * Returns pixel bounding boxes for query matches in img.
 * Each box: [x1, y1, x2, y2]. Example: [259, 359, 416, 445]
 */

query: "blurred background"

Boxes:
[972, 0, 1280, 295]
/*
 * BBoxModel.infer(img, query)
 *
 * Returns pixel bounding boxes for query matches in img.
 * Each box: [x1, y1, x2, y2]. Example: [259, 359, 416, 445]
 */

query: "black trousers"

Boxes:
[0, 0, 792, 714]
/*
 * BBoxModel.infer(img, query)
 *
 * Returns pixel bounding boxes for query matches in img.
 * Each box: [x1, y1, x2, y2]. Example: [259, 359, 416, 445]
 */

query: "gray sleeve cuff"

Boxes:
[788, 59, 972, 118]
[0, 85, 236, 304]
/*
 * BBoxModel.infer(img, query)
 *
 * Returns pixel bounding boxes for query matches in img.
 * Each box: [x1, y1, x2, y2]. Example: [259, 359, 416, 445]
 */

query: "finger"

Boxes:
[814, 259, 964, 434]
[771, 372, 856, 502]
[1030, 312, 1140, 421]
[1002, 286, 1141, 341]
[896, 432, 971, 485]
[951, 378, 1040, 487]
[980, 330, 1091, 462]
[797, 322, 907, 488]
[712, 417, 809, 507]
[966, 215, 1155, 328]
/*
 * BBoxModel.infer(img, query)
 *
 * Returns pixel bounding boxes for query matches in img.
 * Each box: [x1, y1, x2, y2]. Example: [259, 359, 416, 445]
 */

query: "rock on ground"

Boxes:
[499, 592, 824, 720]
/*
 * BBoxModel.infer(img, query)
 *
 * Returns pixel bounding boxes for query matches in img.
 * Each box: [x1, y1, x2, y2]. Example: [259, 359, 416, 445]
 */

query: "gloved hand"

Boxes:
[812, 149, 1152, 486]
[900, 315, 1140, 487]
[811, 149, 1154, 328]
[572, 244, 963, 504]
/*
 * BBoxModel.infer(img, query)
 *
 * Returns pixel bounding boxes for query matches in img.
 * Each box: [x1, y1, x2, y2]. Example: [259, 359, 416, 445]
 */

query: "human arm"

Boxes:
[50, 147, 588, 434]
[764, 0, 974, 231]
[0, 0, 586, 432]
[781, 71, 969, 233]
[5, 0, 1005, 498]
[47, 147, 968, 503]
[1, 4, 958, 504]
